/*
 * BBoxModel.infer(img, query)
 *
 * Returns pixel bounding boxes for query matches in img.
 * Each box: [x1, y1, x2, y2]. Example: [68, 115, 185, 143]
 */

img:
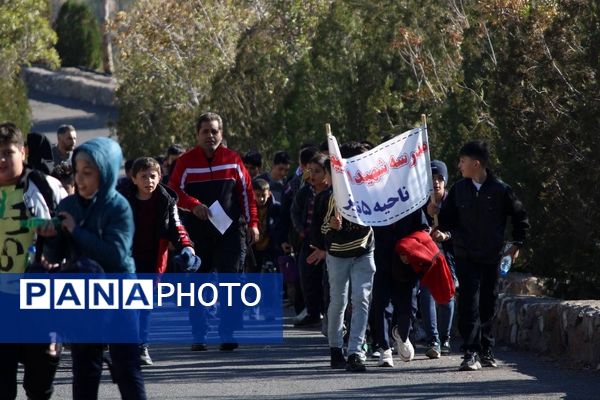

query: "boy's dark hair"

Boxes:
[459, 140, 490, 167]
[196, 112, 223, 133]
[273, 151, 291, 166]
[57, 124, 75, 136]
[243, 151, 262, 168]
[340, 141, 369, 158]
[299, 142, 316, 151]
[360, 140, 374, 150]
[167, 144, 184, 156]
[124, 159, 135, 173]
[0, 122, 24, 147]
[319, 141, 329, 153]
[299, 146, 319, 166]
[252, 178, 270, 191]
[132, 157, 161, 177]
[51, 161, 74, 187]
[308, 153, 328, 169]
[380, 133, 394, 144]
[323, 158, 331, 174]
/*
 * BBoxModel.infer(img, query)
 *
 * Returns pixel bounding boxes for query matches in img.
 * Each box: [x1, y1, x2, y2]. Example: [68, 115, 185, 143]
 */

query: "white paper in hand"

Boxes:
[208, 200, 233, 234]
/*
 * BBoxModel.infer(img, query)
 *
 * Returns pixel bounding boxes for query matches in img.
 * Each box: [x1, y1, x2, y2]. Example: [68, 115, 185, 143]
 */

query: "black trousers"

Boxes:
[370, 239, 421, 350]
[297, 241, 324, 317]
[369, 263, 418, 350]
[71, 343, 146, 400]
[455, 258, 499, 353]
[0, 344, 59, 400]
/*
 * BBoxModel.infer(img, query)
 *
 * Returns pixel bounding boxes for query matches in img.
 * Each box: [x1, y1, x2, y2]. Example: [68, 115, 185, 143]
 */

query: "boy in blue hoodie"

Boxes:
[40, 137, 147, 400]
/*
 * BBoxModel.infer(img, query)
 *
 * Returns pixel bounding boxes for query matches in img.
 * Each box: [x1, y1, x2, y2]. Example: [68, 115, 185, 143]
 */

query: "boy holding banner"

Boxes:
[308, 142, 376, 372]
[437, 140, 529, 371]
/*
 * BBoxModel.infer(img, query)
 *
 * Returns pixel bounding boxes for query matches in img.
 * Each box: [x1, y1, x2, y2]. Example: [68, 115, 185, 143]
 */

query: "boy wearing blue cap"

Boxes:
[422, 160, 456, 359]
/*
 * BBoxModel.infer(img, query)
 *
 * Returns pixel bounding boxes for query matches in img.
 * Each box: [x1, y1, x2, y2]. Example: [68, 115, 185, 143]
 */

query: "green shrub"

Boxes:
[0, 77, 31, 133]
[54, 0, 102, 69]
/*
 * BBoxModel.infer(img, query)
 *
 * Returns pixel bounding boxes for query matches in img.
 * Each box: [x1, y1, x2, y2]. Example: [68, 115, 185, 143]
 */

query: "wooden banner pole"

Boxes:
[421, 114, 439, 226]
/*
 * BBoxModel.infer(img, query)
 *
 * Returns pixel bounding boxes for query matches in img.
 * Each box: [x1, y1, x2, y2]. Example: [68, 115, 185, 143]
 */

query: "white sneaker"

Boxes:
[294, 308, 307, 323]
[397, 339, 414, 362]
[377, 348, 394, 367]
[391, 326, 414, 362]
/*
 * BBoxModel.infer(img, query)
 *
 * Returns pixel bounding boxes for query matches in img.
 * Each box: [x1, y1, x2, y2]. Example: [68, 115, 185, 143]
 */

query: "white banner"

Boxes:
[328, 126, 432, 226]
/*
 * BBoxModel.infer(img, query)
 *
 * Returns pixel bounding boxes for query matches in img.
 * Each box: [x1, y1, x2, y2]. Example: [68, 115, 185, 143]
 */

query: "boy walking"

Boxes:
[40, 137, 147, 399]
[438, 140, 529, 371]
[251, 178, 282, 272]
[0, 122, 67, 400]
[119, 157, 199, 365]
[308, 143, 376, 372]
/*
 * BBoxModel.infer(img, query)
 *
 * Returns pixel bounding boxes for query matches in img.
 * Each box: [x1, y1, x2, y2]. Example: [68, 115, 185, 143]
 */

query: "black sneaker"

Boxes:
[425, 341, 441, 359]
[191, 343, 208, 351]
[330, 347, 346, 369]
[480, 349, 498, 368]
[345, 353, 367, 372]
[440, 340, 451, 355]
[459, 352, 482, 371]
[219, 343, 239, 351]
[293, 314, 321, 328]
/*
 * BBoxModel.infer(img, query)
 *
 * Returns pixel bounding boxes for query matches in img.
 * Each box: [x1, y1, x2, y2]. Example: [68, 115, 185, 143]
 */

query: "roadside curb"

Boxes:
[495, 274, 600, 370]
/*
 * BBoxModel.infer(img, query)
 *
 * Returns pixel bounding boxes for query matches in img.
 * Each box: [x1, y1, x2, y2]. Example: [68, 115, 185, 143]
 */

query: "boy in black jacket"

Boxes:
[119, 157, 198, 365]
[251, 178, 283, 273]
[437, 140, 529, 371]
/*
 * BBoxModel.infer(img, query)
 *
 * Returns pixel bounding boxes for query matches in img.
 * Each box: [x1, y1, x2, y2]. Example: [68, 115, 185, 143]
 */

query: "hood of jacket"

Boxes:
[72, 137, 122, 203]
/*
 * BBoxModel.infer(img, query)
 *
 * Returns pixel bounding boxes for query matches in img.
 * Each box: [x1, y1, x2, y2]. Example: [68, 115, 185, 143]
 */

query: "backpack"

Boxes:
[24, 169, 58, 265]
[25, 168, 57, 214]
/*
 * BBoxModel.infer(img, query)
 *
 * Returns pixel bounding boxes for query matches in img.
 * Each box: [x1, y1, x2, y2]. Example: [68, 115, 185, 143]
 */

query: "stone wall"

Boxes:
[23, 67, 116, 107]
[495, 274, 600, 370]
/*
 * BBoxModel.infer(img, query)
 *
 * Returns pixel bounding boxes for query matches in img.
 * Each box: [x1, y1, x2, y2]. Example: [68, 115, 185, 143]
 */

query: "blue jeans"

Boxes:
[419, 283, 455, 343]
[326, 251, 375, 355]
[139, 309, 151, 345]
[189, 229, 242, 342]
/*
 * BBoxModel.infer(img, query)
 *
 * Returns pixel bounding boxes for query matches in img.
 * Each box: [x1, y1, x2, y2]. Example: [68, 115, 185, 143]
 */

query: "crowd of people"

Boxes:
[0, 111, 529, 399]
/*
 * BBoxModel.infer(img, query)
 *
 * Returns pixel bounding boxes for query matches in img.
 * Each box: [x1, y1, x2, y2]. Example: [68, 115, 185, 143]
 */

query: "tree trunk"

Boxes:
[101, 0, 114, 74]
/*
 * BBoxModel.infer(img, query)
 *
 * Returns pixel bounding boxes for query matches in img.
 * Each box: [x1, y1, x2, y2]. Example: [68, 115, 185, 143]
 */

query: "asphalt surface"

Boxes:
[28, 89, 116, 146]
[15, 316, 600, 400]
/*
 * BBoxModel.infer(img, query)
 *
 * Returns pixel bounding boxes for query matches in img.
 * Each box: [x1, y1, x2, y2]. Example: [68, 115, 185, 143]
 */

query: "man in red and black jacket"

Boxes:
[168, 112, 259, 351]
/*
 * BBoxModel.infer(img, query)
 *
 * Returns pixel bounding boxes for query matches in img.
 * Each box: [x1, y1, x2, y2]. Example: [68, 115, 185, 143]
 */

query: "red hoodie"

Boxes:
[395, 230, 455, 304]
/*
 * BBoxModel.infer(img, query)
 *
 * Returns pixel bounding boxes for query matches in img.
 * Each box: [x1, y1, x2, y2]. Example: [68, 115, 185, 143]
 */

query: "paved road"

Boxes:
[28, 89, 116, 146]
[16, 316, 600, 400]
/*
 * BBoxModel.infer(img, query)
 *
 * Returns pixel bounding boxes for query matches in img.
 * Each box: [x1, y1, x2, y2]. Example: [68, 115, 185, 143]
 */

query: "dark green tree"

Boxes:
[55, 0, 102, 69]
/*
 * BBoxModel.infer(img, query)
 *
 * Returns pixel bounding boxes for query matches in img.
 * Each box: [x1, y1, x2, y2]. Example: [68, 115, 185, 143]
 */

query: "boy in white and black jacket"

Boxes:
[0, 122, 67, 400]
